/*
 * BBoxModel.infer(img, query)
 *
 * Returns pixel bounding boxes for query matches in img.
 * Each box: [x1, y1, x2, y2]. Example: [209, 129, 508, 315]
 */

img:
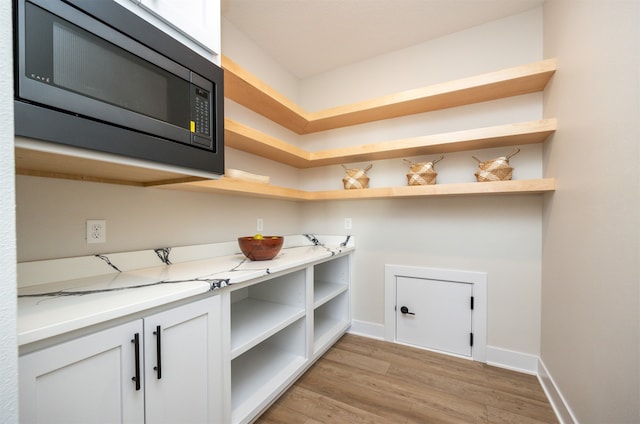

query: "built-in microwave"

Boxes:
[13, 0, 224, 175]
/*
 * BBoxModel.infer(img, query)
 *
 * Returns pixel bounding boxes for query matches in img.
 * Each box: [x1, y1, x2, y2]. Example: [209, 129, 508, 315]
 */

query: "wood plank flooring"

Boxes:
[256, 334, 558, 424]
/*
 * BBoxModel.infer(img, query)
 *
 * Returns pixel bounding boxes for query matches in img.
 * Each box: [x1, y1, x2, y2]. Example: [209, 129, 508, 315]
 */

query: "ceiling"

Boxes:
[221, 0, 544, 79]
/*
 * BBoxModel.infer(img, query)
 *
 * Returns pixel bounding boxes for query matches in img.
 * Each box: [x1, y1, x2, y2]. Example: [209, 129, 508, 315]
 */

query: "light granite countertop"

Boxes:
[18, 234, 354, 346]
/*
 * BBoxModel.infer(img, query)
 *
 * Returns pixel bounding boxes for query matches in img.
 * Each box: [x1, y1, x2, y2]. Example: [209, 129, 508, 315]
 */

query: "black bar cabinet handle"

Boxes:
[153, 325, 162, 379]
[131, 333, 141, 390]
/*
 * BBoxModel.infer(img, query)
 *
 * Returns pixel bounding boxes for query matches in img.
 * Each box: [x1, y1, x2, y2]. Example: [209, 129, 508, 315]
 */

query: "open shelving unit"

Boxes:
[226, 254, 352, 424]
[312, 256, 351, 356]
[314, 279, 349, 309]
[216, 55, 558, 200]
[230, 297, 305, 359]
[229, 269, 308, 424]
[231, 320, 306, 424]
[314, 294, 349, 354]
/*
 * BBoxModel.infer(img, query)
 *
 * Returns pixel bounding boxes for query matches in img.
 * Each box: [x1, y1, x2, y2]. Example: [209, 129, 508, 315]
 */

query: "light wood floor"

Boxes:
[256, 334, 558, 424]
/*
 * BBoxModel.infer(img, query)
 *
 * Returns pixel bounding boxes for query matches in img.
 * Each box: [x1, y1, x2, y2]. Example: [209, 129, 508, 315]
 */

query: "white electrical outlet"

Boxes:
[344, 218, 352, 230]
[86, 220, 106, 244]
[257, 218, 264, 232]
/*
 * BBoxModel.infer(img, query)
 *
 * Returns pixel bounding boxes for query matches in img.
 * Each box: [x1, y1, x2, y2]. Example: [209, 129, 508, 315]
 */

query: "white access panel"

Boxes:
[396, 276, 473, 357]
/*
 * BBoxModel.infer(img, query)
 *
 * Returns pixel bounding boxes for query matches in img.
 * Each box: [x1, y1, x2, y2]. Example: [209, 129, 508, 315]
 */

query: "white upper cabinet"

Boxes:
[114, 0, 221, 63]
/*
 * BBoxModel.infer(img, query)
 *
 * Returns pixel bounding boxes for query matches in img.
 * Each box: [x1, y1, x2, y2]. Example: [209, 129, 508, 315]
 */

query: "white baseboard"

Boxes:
[347, 319, 385, 340]
[485, 346, 539, 374]
[538, 358, 578, 424]
[348, 322, 538, 374]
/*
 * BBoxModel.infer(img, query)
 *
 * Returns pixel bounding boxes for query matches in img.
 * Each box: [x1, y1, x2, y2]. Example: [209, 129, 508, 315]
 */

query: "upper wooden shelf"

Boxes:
[223, 56, 557, 134]
[157, 177, 556, 202]
[225, 117, 557, 168]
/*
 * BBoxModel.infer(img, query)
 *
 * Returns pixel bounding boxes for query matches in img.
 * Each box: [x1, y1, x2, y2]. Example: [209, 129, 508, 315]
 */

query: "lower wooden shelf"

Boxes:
[158, 177, 556, 201]
[15, 144, 556, 201]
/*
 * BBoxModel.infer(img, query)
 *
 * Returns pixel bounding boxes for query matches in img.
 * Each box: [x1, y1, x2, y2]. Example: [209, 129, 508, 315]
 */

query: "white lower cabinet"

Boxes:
[19, 320, 145, 424]
[229, 269, 307, 423]
[228, 255, 352, 424]
[143, 297, 223, 424]
[19, 253, 351, 424]
[19, 296, 222, 424]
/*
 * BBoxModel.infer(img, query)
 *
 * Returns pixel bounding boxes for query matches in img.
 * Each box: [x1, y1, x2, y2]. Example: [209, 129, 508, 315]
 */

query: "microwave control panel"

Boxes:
[190, 85, 213, 149]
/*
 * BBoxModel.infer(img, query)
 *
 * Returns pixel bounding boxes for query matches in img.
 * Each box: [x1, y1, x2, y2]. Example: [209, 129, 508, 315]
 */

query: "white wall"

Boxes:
[300, 8, 543, 111]
[296, 8, 545, 356]
[222, 16, 307, 183]
[301, 196, 542, 352]
[0, 0, 18, 421]
[16, 176, 302, 262]
[542, 0, 640, 422]
[222, 17, 300, 103]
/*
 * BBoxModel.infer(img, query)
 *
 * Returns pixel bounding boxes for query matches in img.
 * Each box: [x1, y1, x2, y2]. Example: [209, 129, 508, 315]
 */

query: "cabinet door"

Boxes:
[138, 0, 220, 54]
[144, 296, 223, 424]
[19, 320, 144, 424]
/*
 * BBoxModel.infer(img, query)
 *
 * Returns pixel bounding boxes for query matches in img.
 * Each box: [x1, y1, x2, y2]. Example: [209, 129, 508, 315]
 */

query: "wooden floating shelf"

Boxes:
[15, 146, 557, 199]
[15, 147, 206, 187]
[160, 178, 310, 200]
[225, 117, 557, 168]
[224, 119, 310, 168]
[223, 56, 557, 134]
[158, 177, 556, 201]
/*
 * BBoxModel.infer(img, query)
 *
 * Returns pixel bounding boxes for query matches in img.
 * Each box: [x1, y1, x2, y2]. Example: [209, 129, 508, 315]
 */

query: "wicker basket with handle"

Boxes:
[342, 164, 372, 189]
[472, 148, 520, 182]
[404, 156, 444, 185]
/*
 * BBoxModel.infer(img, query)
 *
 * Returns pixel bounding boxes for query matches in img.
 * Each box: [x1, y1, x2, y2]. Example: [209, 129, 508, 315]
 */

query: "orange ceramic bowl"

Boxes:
[238, 236, 284, 261]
